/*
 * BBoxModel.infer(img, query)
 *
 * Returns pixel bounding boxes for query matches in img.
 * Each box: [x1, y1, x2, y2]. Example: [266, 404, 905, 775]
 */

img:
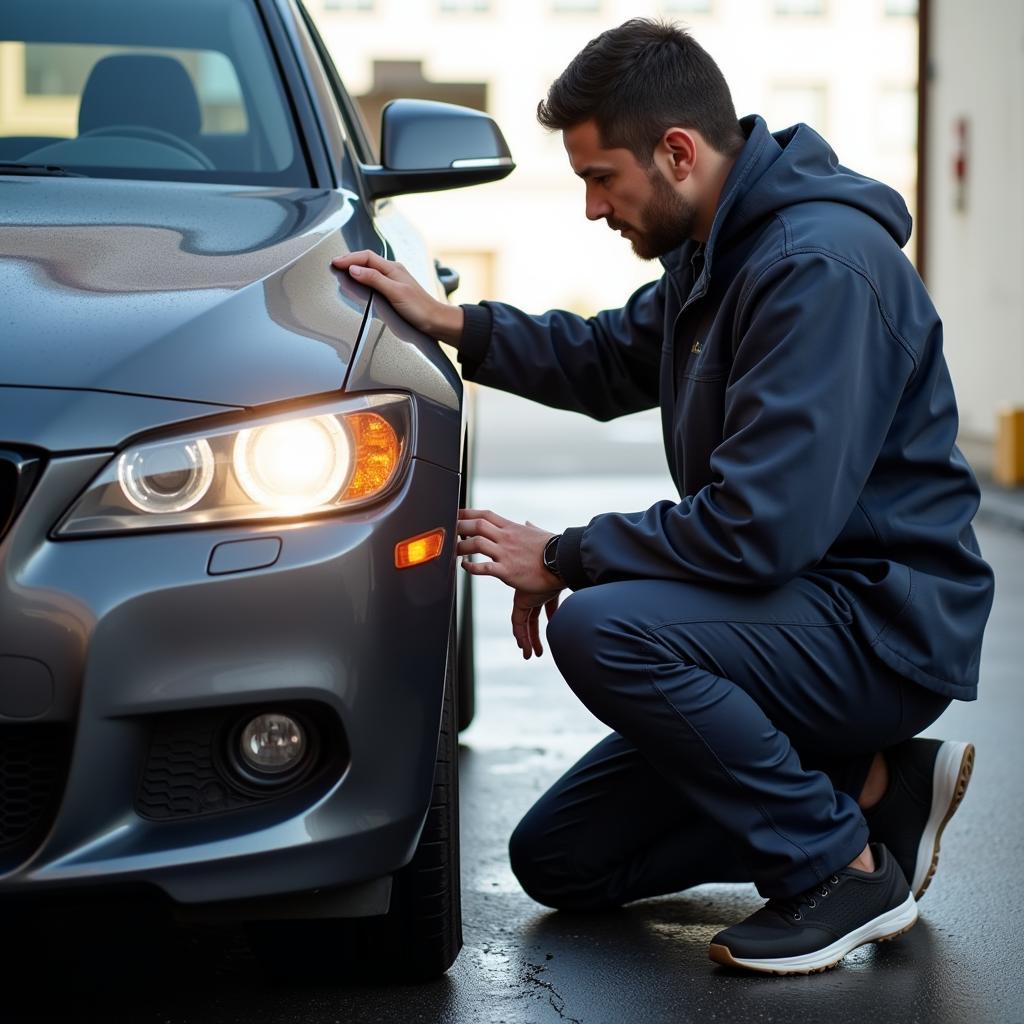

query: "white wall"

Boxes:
[926, 0, 1024, 449]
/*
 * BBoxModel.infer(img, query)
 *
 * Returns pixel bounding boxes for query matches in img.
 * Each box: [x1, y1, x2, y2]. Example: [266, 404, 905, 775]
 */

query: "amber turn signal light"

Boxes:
[395, 528, 446, 569]
[342, 413, 402, 501]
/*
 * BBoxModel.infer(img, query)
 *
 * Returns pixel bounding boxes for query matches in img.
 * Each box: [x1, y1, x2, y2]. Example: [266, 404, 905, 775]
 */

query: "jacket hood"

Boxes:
[702, 115, 912, 270]
[0, 176, 377, 407]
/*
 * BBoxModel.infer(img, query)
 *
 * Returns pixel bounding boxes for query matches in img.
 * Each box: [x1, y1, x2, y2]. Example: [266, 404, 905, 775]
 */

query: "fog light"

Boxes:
[239, 713, 306, 775]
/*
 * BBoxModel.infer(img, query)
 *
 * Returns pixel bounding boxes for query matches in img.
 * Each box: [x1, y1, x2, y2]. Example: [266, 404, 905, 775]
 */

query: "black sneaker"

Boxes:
[708, 844, 917, 975]
[866, 739, 975, 900]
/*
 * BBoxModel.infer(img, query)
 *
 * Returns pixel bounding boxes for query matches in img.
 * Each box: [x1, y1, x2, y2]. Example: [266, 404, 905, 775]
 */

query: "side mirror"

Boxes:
[361, 99, 514, 201]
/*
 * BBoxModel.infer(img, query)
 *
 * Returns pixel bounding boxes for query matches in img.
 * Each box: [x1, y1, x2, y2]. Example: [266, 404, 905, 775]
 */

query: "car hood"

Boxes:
[0, 176, 377, 407]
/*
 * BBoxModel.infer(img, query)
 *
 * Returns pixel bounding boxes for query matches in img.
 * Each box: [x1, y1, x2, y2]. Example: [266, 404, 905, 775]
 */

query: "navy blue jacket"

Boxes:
[458, 115, 994, 700]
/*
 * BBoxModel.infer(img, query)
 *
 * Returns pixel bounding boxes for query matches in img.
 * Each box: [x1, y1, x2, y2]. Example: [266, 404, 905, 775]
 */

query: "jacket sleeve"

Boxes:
[556, 252, 918, 590]
[456, 275, 665, 421]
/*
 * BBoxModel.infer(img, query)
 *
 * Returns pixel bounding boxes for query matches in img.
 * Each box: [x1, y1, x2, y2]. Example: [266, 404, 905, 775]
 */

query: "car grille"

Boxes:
[0, 725, 71, 869]
[0, 450, 42, 545]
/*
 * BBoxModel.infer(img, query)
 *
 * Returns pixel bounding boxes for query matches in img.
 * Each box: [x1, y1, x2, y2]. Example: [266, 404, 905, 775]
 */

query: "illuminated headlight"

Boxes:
[55, 394, 410, 536]
[233, 416, 350, 512]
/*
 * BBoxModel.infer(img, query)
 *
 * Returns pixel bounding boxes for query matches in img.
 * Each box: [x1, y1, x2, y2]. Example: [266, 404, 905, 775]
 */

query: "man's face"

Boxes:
[563, 119, 697, 260]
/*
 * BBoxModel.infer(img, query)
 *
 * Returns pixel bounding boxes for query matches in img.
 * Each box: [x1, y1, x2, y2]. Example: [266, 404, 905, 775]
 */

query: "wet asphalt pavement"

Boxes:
[8, 392, 1023, 1023]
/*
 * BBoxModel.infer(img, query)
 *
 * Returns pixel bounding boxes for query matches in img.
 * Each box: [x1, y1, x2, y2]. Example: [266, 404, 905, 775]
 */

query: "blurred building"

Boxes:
[923, 0, 1024, 481]
[308, 0, 919, 314]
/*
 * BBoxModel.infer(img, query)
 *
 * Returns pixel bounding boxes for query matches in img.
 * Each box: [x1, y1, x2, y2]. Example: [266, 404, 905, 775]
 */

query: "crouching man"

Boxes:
[334, 19, 993, 975]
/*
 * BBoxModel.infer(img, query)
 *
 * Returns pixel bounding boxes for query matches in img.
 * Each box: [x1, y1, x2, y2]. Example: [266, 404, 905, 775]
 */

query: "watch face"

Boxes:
[543, 534, 560, 573]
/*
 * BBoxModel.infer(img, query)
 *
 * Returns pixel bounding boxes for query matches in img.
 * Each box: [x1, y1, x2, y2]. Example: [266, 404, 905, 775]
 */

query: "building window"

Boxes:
[552, 0, 601, 12]
[768, 83, 828, 134]
[884, 0, 918, 15]
[774, 0, 826, 14]
[323, 0, 373, 11]
[877, 85, 917, 152]
[661, 0, 712, 13]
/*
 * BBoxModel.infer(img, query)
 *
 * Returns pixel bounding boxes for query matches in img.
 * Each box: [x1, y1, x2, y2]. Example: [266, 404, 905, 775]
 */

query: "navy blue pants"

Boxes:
[510, 577, 949, 903]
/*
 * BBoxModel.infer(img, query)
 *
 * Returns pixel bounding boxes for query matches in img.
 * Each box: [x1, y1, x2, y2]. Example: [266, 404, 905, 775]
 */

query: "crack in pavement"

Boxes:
[522, 961, 582, 1024]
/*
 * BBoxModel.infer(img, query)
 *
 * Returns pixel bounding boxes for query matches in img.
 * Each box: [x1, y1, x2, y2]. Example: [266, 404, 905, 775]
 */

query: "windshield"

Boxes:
[0, 0, 311, 186]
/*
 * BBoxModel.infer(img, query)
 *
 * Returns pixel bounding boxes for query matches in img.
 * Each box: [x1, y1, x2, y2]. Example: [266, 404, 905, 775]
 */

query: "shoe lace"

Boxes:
[769, 874, 842, 922]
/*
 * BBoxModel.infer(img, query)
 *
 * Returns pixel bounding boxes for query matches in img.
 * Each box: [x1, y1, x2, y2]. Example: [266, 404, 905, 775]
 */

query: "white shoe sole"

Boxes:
[912, 740, 975, 900]
[708, 891, 919, 975]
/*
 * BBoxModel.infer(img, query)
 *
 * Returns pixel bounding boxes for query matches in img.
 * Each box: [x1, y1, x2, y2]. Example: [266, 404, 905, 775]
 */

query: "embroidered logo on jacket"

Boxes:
[691, 339, 703, 354]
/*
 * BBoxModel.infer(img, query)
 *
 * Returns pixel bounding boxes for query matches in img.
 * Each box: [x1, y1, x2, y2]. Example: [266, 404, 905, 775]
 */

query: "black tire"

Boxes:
[246, 618, 462, 983]
[358, 614, 462, 980]
[457, 574, 475, 733]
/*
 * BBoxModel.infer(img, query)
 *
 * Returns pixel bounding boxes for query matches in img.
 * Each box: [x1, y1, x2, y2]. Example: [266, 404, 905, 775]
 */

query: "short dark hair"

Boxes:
[537, 19, 745, 162]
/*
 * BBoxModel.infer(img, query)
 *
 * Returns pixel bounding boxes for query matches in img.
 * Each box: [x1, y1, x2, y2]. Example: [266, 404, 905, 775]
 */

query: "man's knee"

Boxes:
[508, 812, 567, 908]
[509, 806, 617, 912]
[508, 813, 544, 892]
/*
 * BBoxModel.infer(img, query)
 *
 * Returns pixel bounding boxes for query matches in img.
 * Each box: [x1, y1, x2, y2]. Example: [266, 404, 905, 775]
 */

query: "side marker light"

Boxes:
[395, 528, 446, 569]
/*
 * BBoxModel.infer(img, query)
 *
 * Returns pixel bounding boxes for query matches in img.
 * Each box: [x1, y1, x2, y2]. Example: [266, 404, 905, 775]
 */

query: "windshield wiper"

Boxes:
[0, 162, 86, 178]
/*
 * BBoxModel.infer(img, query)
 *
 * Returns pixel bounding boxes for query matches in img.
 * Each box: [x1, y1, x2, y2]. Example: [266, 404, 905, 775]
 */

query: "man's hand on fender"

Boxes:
[331, 250, 464, 345]
[457, 509, 564, 659]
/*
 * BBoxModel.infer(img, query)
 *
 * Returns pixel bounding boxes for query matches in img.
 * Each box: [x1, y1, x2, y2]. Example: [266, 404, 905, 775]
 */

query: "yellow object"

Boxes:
[343, 413, 402, 500]
[395, 529, 446, 569]
[994, 406, 1024, 487]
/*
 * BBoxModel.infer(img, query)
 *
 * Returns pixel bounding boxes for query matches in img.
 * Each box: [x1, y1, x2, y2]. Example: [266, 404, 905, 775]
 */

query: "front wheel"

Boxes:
[358, 614, 462, 979]
[247, 618, 462, 982]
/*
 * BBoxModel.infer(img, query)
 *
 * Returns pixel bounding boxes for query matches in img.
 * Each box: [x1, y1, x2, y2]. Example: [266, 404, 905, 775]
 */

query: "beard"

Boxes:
[610, 170, 698, 260]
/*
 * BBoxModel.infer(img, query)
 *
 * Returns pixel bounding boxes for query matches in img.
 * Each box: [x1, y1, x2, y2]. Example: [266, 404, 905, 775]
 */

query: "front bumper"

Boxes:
[0, 450, 458, 907]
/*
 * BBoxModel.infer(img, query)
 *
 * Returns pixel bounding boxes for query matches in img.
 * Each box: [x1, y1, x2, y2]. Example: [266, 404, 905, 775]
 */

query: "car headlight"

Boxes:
[56, 394, 411, 536]
[118, 438, 216, 514]
[233, 416, 350, 512]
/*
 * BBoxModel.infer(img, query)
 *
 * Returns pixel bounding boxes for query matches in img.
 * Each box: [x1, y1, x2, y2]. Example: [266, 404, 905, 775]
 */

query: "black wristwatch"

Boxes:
[542, 533, 563, 582]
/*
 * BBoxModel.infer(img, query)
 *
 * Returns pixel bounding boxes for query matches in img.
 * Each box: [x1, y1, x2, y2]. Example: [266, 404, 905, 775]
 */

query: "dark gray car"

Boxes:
[0, 0, 512, 980]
